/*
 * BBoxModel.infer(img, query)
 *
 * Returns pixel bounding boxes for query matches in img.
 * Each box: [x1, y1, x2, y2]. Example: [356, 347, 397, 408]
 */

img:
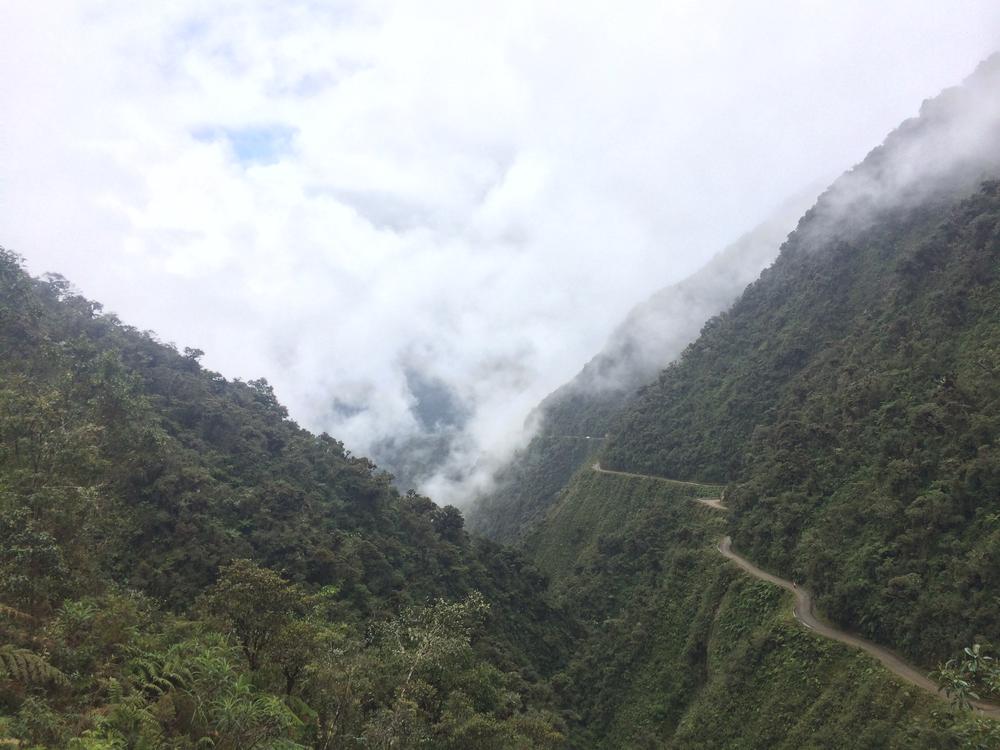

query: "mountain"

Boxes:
[468, 190, 816, 543]
[601, 53, 1000, 667]
[0, 254, 572, 747]
[483, 53, 1000, 746]
[5, 54, 1000, 750]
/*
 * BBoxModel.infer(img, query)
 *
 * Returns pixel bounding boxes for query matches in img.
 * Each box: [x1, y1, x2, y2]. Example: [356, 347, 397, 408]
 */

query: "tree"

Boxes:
[364, 592, 491, 747]
[933, 644, 1000, 711]
[375, 591, 490, 702]
[431, 505, 466, 544]
[268, 618, 325, 696]
[0, 507, 69, 616]
[202, 559, 304, 671]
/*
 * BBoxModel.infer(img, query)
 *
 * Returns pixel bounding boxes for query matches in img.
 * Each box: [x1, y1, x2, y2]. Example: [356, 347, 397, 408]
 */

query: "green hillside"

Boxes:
[602, 58, 1000, 669]
[0, 250, 571, 747]
[480, 54, 1000, 747]
[6, 49, 1000, 750]
[469, 195, 811, 544]
[521, 468, 996, 748]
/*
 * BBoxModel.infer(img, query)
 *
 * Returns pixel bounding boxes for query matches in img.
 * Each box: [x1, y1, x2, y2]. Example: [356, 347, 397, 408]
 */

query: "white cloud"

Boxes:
[2, 0, 999, 504]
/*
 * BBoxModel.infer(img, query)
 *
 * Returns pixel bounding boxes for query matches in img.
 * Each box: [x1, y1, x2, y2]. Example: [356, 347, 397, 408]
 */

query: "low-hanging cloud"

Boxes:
[800, 54, 1000, 254]
[2, 2, 1000, 505]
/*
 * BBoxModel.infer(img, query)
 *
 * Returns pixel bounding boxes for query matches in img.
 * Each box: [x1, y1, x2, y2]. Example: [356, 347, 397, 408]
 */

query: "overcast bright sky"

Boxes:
[2, 1, 999, 503]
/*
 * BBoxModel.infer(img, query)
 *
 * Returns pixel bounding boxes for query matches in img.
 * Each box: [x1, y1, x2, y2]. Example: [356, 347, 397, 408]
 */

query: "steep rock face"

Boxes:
[468, 191, 814, 543]
[602, 55, 1000, 664]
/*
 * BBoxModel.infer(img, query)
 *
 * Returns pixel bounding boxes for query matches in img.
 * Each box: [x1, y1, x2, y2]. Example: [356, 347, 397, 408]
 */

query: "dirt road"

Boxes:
[591, 462, 1000, 718]
[592, 462, 718, 489]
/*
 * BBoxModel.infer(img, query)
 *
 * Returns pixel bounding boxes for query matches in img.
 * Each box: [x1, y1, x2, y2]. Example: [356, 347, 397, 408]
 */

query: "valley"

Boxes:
[3, 24, 1000, 750]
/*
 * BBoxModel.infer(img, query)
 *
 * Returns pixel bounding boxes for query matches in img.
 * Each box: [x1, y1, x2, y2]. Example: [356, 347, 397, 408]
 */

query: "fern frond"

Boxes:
[106, 676, 124, 703]
[129, 653, 192, 697]
[0, 644, 69, 687]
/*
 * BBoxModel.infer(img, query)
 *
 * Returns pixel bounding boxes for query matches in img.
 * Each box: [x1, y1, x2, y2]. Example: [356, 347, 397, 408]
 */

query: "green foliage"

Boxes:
[0, 645, 69, 688]
[600, 181, 1000, 668]
[934, 644, 1000, 711]
[201, 559, 306, 671]
[0, 249, 568, 746]
[526, 468, 999, 748]
[372, 591, 490, 702]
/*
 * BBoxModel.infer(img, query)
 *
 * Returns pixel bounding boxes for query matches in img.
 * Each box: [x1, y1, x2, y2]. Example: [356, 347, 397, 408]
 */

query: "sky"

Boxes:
[2, 1, 999, 505]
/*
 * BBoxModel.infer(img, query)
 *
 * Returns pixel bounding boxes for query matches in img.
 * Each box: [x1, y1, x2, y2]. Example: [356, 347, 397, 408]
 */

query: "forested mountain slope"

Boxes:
[602, 55, 1000, 668]
[476, 53, 1000, 748]
[0, 251, 571, 747]
[468, 193, 814, 543]
[6, 51, 1000, 750]
[519, 469, 998, 748]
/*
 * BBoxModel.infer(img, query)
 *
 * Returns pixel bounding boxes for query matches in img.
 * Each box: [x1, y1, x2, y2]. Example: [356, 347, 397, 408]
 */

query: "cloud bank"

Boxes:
[2, 2, 999, 504]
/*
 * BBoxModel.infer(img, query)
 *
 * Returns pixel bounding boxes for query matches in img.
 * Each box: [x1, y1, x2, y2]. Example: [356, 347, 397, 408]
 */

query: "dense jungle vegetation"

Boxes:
[0, 249, 572, 747]
[520, 468, 999, 748]
[6, 239, 997, 749]
[468, 202, 806, 545]
[6, 54, 1000, 750]
[602, 177, 1000, 670]
[594, 56, 1000, 675]
[468, 55, 1000, 747]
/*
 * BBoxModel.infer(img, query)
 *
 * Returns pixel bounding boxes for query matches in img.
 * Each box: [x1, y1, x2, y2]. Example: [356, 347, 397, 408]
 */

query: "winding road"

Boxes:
[592, 461, 1000, 718]
[592, 462, 714, 488]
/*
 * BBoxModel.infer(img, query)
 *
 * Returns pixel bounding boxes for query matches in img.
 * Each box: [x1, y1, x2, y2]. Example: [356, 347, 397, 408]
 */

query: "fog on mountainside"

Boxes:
[472, 51, 1000, 548]
[799, 53, 1000, 252]
[316, 46, 1000, 507]
[466, 188, 819, 541]
[403, 52, 1000, 512]
[374, 187, 820, 504]
[546, 188, 822, 404]
[595, 52, 1000, 494]
[596, 52, 1000, 670]
[381, 53, 1000, 506]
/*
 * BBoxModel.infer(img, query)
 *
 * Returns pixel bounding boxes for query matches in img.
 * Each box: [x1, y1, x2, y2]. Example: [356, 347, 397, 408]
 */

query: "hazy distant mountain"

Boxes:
[467, 188, 817, 542]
